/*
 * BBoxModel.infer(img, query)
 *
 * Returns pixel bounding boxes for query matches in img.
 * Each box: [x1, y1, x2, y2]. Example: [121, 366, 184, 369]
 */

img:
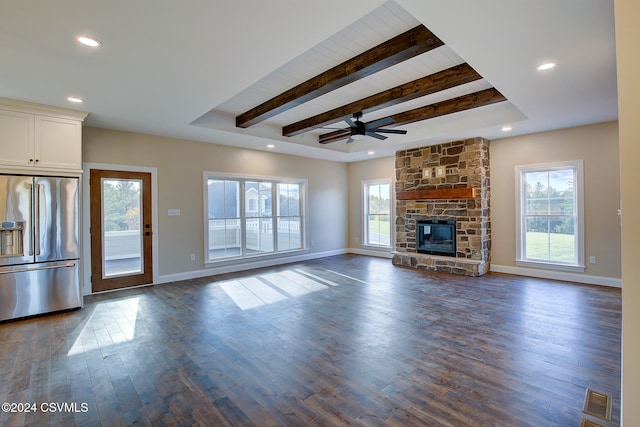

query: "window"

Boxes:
[363, 180, 391, 248]
[207, 179, 241, 258]
[515, 161, 584, 272]
[205, 174, 305, 262]
[277, 183, 302, 251]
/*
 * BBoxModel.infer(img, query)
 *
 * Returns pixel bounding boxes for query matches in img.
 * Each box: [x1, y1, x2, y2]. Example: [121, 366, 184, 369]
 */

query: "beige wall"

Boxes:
[347, 156, 395, 250]
[615, 0, 640, 424]
[83, 127, 348, 277]
[491, 121, 621, 279]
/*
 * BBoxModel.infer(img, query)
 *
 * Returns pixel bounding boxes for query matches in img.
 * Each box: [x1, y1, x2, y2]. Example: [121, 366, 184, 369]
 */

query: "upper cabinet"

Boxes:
[0, 98, 88, 172]
[0, 109, 33, 167]
[34, 115, 83, 170]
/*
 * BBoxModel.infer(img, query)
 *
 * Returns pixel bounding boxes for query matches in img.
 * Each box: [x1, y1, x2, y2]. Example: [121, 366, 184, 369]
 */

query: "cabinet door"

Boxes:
[0, 109, 34, 167]
[34, 115, 82, 170]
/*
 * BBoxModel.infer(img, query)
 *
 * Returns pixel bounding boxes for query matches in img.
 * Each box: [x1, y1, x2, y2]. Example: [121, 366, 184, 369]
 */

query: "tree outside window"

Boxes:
[102, 179, 141, 232]
[516, 161, 584, 271]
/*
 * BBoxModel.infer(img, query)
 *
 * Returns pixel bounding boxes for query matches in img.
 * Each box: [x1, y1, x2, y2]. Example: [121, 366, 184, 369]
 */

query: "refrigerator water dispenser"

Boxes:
[0, 221, 24, 257]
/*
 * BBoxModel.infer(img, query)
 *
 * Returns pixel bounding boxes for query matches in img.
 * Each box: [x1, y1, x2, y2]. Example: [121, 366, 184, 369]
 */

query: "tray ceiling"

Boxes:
[0, 0, 617, 162]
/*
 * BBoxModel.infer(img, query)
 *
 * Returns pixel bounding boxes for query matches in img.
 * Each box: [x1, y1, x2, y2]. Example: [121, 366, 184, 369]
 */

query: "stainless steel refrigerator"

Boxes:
[0, 175, 81, 321]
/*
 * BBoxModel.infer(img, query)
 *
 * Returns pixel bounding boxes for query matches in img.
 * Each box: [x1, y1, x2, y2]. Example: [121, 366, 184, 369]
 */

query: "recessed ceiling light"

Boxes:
[367, 151, 375, 155]
[501, 125, 512, 132]
[66, 96, 84, 103]
[267, 144, 275, 149]
[77, 36, 102, 47]
[537, 62, 556, 71]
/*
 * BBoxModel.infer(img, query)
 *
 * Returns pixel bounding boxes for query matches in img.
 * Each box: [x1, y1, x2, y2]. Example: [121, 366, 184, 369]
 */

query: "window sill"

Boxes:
[205, 248, 309, 268]
[361, 244, 392, 251]
[515, 259, 585, 273]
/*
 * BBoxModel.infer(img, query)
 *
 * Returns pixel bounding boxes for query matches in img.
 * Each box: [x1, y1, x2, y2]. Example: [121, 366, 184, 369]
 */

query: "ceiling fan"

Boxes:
[341, 111, 407, 143]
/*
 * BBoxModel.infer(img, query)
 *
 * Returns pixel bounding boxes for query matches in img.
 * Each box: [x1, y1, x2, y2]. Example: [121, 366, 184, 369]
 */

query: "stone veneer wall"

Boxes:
[392, 137, 491, 276]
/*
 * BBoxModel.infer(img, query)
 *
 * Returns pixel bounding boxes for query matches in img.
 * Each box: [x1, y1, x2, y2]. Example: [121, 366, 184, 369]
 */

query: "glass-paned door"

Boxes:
[90, 169, 153, 292]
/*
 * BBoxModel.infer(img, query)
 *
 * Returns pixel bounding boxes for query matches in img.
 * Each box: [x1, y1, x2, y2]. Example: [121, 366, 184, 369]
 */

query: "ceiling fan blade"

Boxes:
[367, 117, 394, 129]
[373, 128, 408, 134]
[311, 126, 348, 130]
[343, 117, 356, 128]
[366, 132, 388, 140]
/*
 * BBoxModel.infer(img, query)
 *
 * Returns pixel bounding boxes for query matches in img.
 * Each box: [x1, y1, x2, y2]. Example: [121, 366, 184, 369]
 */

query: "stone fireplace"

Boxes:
[392, 137, 490, 276]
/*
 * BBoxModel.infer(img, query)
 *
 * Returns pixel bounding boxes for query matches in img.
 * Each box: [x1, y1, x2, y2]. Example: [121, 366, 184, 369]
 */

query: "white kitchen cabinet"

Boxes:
[0, 109, 34, 168]
[0, 98, 88, 172]
[35, 115, 83, 170]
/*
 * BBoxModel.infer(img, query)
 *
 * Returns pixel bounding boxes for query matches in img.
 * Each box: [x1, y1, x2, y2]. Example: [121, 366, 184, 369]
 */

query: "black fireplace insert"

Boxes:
[416, 219, 456, 256]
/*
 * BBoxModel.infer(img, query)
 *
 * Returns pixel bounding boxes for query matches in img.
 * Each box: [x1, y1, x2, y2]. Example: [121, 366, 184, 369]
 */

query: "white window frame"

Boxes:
[362, 179, 393, 249]
[515, 160, 585, 272]
[204, 172, 307, 265]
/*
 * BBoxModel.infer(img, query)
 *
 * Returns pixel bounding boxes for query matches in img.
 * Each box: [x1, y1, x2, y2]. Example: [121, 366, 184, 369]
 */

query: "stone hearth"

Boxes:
[392, 137, 490, 276]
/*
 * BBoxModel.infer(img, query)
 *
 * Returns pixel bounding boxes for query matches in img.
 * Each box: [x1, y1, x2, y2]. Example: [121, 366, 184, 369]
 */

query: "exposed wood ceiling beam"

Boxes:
[235, 25, 443, 128]
[282, 63, 482, 137]
[318, 88, 507, 144]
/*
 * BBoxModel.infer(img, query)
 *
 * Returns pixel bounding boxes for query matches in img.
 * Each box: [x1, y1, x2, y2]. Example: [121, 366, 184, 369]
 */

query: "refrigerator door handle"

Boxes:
[33, 184, 39, 256]
[27, 183, 34, 256]
[34, 184, 42, 256]
[0, 262, 76, 275]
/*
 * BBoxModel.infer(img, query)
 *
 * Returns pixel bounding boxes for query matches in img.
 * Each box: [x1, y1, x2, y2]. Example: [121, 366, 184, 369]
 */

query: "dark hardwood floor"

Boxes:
[0, 255, 621, 426]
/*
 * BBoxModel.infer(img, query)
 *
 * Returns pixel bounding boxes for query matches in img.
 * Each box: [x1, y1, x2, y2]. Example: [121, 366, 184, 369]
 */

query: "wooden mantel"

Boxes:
[396, 188, 478, 200]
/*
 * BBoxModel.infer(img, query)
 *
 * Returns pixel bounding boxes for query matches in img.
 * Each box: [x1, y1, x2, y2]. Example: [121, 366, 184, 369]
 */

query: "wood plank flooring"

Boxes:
[0, 254, 621, 426]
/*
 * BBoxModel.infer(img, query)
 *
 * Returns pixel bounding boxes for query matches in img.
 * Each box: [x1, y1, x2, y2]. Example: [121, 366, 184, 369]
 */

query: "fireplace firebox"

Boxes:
[416, 220, 456, 256]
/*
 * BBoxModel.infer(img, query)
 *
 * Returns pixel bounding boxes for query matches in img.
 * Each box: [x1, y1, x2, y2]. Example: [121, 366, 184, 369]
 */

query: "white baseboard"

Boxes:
[154, 248, 349, 285]
[490, 264, 622, 288]
[348, 247, 393, 259]
[93, 251, 621, 294]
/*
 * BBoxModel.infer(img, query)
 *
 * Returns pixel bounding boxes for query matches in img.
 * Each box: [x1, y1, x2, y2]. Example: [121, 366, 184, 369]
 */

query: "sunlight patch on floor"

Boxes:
[218, 270, 333, 310]
[219, 278, 285, 310]
[68, 297, 140, 356]
[294, 269, 340, 287]
[319, 268, 374, 285]
[217, 267, 377, 311]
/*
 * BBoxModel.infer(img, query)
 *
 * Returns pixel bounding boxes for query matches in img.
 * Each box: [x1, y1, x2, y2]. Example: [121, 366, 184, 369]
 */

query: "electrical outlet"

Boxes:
[589, 256, 596, 264]
[190, 254, 196, 261]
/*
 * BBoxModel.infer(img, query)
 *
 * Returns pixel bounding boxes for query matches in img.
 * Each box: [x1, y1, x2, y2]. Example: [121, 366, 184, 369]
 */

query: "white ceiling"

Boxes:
[0, 0, 617, 163]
